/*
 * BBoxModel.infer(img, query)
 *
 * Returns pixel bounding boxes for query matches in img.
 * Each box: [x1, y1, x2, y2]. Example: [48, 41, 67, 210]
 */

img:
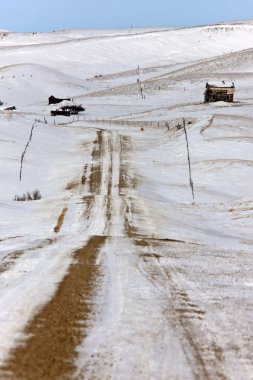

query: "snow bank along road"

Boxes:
[0, 24, 253, 379]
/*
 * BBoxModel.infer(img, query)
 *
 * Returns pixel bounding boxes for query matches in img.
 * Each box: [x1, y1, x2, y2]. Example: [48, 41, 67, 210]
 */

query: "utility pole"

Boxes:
[183, 118, 195, 203]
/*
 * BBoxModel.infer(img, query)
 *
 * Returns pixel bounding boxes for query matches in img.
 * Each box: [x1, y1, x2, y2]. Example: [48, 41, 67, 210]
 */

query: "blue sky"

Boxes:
[0, 0, 253, 32]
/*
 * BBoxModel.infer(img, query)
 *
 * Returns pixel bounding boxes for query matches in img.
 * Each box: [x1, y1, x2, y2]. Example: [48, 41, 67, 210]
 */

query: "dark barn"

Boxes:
[204, 83, 235, 103]
[48, 96, 71, 105]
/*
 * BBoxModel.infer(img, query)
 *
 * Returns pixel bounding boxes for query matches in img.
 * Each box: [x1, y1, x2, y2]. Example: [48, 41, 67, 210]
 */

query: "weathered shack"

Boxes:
[48, 95, 71, 105]
[204, 82, 235, 103]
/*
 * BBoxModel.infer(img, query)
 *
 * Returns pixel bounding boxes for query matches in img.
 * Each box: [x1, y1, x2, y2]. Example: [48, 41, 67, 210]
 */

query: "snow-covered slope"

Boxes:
[0, 24, 253, 380]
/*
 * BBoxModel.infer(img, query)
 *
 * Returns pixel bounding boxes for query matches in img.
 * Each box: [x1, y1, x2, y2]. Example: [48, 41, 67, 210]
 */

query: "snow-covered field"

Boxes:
[0, 23, 253, 379]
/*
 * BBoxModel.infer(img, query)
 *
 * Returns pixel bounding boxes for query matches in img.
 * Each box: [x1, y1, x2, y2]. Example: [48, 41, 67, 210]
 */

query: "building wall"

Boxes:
[205, 87, 234, 103]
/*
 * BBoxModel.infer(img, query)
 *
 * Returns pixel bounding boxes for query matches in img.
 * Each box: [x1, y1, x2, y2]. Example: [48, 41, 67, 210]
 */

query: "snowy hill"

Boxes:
[0, 24, 253, 380]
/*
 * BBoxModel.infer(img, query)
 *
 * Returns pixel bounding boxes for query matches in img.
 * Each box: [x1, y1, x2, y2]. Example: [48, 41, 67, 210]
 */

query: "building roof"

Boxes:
[206, 81, 235, 89]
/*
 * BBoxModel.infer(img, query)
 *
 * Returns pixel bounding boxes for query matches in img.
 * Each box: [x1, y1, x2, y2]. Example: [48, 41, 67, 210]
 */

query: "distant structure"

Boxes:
[48, 95, 71, 105]
[204, 82, 235, 103]
[51, 104, 85, 117]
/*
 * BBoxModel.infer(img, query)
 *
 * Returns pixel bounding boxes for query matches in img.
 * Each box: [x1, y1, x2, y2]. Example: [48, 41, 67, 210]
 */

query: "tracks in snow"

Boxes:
[0, 129, 123, 379]
[134, 239, 227, 380]
[0, 127, 248, 380]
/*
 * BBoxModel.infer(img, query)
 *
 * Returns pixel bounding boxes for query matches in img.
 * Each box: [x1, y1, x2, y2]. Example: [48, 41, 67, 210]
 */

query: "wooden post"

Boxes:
[183, 118, 195, 203]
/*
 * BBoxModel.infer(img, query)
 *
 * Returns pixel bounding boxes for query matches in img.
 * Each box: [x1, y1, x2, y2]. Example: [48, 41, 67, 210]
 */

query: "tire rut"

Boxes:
[0, 238, 56, 276]
[0, 130, 110, 379]
[1, 235, 106, 380]
[135, 239, 227, 380]
[88, 131, 103, 195]
[119, 135, 226, 379]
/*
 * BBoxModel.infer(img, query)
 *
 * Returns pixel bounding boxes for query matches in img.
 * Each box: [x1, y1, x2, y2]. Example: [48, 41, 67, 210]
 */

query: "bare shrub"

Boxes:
[14, 194, 27, 201]
[26, 191, 33, 200]
[32, 189, 42, 200]
[14, 189, 42, 201]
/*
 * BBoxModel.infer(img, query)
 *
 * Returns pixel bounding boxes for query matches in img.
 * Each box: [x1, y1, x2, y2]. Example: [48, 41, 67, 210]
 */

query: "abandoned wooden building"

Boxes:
[204, 82, 235, 103]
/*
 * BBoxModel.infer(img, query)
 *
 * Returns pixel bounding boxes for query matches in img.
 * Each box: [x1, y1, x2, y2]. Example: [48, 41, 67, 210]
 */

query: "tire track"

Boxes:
[134, 239, 227, 380]
[0, 129, 110, 379]
[0, 238, 56, 275]
[1, 236, 106, 380]
[119, 134, 226, 379]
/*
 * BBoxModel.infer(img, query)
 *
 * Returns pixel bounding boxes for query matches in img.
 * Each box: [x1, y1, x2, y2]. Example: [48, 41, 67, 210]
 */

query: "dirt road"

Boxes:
[1, 127, 253, 380]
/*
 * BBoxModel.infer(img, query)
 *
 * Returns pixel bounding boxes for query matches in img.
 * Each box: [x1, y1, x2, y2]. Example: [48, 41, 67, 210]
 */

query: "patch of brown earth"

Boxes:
[88, 131, 103, 195]
[92, 131, 103, 161]
[133, 239, 149, 247]
[1, 235, 106, 380]
[119, 135, 140, 238]
[89, 165, 102, 194]
[81, 195, 95, 222]
[54, 207, 68, 233]
[66, 181, 79, 191]
[119, 135, 137, 195]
